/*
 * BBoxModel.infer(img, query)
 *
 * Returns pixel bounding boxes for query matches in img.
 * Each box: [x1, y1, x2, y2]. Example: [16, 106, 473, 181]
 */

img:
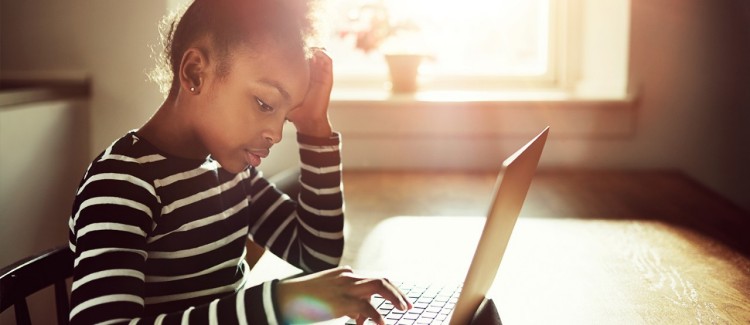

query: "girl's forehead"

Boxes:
[233, 39, 307, 68]
[228, 42, 310, 99]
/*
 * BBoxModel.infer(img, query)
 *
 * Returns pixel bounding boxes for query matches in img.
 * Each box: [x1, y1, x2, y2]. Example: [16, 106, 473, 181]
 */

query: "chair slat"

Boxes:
[54, 280, 69, 325]
[14, 299, 31, 325]
[0, 247, 74, 324]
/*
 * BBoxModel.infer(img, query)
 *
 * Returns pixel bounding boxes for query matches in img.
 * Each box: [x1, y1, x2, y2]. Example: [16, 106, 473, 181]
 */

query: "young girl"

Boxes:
[67, 0, 410, 324]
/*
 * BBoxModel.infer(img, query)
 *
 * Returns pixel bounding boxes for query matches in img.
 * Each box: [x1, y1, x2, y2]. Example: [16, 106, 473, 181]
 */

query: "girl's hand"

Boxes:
[287, 48, 334, 138]
[276, 266, 413, 324]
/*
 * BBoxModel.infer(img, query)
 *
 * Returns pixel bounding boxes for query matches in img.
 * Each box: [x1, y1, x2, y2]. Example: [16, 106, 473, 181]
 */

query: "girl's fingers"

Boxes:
[353, 299, 385, 325]
[279, 267, 411, 323]
[355, 315, 368, 325]
[351, 278, 411, 311]
[309, 49, 333, 85]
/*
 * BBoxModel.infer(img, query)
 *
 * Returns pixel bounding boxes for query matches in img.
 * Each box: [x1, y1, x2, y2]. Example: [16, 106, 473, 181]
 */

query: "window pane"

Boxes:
[316, 0, 550, 79]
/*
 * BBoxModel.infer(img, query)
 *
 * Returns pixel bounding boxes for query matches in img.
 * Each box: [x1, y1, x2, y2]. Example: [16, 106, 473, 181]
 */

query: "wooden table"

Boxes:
[251, 170, 750, 324]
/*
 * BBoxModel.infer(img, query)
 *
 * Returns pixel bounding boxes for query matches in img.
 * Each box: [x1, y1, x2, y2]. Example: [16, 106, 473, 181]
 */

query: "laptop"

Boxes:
[347, 126, 549, 325]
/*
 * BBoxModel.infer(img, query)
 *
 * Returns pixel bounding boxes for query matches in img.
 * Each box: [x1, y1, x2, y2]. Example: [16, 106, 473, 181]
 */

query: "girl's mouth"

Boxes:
[244, 149, 269, 167]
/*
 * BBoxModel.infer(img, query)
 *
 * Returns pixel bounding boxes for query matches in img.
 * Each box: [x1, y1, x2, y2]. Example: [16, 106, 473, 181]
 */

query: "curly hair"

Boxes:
[150, 0, 317, 97]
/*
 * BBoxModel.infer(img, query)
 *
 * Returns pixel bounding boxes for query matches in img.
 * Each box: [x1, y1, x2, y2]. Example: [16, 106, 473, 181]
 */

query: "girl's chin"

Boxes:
[215, 158, 252, 174]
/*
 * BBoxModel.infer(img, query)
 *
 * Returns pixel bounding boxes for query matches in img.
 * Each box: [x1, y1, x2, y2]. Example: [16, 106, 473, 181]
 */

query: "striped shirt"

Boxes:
[68, 131, 344, 324]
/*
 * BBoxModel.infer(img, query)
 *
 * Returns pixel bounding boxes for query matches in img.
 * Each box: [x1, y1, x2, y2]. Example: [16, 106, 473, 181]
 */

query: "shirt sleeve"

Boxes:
[69, 165, 281, 324]
[246, 131, 345, 272]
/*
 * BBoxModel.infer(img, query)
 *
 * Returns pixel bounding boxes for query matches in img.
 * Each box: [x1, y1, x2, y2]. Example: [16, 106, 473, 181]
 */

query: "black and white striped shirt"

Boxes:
[68, 131, 344, 324]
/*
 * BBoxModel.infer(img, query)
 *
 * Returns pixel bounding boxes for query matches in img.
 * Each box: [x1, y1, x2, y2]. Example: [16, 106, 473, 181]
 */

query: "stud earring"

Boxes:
[190, 87, 196, 92]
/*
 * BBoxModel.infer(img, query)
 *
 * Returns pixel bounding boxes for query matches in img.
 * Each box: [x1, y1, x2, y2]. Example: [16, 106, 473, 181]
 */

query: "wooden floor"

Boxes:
[342, 169, 750, 257]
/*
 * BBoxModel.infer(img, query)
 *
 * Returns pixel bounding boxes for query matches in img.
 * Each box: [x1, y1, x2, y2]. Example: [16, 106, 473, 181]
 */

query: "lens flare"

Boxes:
[283, 295, 334, 323]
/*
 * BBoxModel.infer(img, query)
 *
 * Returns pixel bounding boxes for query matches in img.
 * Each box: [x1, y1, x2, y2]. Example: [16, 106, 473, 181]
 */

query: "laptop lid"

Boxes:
[449, 126, 549, 324]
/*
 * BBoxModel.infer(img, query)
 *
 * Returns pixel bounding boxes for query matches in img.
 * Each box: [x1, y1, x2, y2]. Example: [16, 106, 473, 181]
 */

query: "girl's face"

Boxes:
[193, 41, 310, 173]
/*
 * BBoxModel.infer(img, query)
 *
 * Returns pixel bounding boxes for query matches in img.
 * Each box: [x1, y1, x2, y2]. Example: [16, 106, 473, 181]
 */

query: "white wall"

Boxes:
[0, 98, 89, 265]
[0, 0, 167, 156]
[629, 0, 750, 213]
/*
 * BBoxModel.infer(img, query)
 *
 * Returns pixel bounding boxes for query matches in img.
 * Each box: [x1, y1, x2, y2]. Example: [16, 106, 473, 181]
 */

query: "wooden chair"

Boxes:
[0, 246, 74, 325]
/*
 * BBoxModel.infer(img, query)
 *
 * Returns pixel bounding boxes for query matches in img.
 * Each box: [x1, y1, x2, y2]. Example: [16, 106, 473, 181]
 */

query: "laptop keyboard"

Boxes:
[346, 281, 461, 325]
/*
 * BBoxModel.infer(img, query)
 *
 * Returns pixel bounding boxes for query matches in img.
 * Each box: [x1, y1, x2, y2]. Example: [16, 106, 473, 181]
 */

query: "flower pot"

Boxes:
[384, 54, 423, 94]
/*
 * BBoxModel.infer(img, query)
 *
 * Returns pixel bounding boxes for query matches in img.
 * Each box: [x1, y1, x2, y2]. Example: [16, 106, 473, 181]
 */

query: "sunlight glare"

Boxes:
[318, 0, 550, 78]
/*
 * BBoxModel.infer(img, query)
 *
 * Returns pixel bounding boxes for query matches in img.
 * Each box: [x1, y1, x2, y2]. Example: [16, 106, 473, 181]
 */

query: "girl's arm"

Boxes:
[245, 132, 344, 272]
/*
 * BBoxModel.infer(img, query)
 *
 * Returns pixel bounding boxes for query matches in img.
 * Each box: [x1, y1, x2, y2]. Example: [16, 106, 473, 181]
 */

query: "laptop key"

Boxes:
[407, 307, 424, 315]
[371, 295, 385, 304]
[416, 297, 432, 304]
[421, 311, 438, 319]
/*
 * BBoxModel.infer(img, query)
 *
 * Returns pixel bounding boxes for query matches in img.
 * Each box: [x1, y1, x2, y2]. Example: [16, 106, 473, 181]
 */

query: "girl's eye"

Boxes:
[255, 97, 274, 113]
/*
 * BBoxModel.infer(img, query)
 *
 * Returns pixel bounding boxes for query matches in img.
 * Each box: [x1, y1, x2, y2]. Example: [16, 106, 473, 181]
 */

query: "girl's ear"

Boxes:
[179, 47, 208, 94]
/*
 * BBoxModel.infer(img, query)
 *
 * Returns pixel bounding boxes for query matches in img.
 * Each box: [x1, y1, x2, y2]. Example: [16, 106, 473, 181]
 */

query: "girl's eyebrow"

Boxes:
[258, 78, 290, 102]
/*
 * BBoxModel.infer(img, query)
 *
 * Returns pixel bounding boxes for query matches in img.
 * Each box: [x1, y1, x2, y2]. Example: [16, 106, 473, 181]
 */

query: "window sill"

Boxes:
[328, 88, 638, 139]
[0, 72, 91, 107]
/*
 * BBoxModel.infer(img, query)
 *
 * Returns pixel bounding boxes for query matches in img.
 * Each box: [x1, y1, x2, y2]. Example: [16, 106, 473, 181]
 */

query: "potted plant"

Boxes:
[339, 0, 426, 93]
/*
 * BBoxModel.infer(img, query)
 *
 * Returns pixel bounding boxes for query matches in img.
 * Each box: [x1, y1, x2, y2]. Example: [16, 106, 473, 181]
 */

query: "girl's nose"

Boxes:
[263, 126, 283, 144]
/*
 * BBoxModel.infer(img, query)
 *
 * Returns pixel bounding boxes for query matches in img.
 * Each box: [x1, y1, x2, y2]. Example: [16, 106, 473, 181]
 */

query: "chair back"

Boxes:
[0, 246, 74, 325]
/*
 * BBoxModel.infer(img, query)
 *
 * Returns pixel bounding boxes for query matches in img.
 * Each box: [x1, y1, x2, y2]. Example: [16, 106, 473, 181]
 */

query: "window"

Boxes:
[315, 0, 631, 98]
[316, 0, 558, 90]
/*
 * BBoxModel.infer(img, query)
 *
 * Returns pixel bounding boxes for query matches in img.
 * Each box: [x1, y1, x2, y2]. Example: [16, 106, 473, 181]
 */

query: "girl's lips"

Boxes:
[245, 149, 269, 167]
